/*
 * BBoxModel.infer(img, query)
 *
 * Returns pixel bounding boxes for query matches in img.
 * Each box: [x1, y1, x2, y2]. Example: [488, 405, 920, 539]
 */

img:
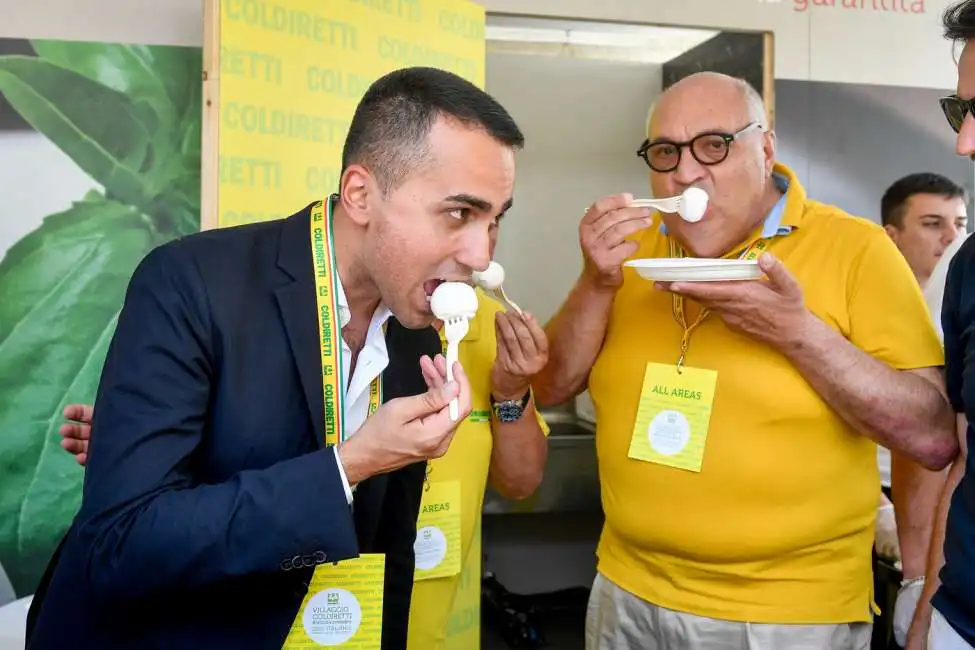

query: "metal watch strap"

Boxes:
[491, 389, 531, 423]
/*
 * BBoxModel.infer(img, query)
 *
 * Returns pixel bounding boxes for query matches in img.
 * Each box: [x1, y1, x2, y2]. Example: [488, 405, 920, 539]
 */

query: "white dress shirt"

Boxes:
[925, 232, 968, 344]
[330, 271, 393, 503]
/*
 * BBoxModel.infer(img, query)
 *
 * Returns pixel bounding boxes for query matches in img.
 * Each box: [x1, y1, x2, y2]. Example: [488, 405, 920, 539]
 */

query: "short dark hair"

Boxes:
[880, 172, 968, 227]
[944, 0, 975, 42]
[341, 67, 524, 195]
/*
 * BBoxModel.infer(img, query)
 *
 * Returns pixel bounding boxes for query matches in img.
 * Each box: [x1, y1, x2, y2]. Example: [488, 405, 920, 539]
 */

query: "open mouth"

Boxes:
[424, 279, 446, 302]
[423, 276, 477, 303]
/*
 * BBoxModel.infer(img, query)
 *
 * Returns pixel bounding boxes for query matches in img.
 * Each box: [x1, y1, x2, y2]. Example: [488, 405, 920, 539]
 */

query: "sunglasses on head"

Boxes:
[940, 95, 975, 133]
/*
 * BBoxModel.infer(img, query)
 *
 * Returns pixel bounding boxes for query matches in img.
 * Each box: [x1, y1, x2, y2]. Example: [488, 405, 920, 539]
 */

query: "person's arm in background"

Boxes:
[534, 275, 615, 407]
[905, 246, 971, 649]
[487, 310, 549, 499]
[533, 195, 651, 407]
[892, 455, 947, 580]
[904, 415, 967, 650]
[889, 454, 948, 646]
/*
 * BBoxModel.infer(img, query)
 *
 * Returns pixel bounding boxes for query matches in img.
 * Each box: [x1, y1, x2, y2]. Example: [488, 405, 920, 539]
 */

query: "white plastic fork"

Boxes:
[491, 285, 524, 316]
[443, 315, 471, 421]
[630, 196, 682, 213]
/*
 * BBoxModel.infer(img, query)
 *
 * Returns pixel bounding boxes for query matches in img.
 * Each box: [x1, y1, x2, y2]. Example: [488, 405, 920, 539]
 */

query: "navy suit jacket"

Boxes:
[26, 205, 439, 649]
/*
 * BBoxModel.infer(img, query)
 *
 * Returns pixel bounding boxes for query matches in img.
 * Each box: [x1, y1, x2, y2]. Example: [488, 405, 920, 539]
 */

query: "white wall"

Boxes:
[775, 79, 974, 222]
[484, 0, 957, 90]
[487, 51, 661, 324]
[1, 0, 204, 46]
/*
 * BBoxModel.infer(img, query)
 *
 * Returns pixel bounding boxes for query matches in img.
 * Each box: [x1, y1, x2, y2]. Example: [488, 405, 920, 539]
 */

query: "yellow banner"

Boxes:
[211, 0, 486, 228]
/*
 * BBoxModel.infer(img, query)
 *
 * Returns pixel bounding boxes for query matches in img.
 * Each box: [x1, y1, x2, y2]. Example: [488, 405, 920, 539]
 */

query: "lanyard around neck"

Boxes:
[310, 195, 382, 447]
[668, 237, 772, 372]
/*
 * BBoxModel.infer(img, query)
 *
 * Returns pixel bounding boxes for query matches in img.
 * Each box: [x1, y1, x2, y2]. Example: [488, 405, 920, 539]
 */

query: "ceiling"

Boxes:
[485, 15, 720, 63]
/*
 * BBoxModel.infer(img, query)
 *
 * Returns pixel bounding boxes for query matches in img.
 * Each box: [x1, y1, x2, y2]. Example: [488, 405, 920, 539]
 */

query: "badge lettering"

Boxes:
[650, 384, 701, 400]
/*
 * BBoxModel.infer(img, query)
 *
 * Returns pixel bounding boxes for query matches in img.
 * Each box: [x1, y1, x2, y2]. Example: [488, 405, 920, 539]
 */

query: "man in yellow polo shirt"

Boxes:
[57, 288, 549, 650]
[535, 71, 957, 649]
[409, 289, 550, 650]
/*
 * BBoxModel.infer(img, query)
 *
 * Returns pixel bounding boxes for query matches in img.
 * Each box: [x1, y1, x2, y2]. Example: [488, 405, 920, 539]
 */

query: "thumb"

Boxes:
[759, 253, 799, 294]
[395, 380, 460, 423]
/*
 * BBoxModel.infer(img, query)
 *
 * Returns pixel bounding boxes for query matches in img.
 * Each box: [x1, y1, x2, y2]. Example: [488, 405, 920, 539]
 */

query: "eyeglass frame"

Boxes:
[636, 122, 764, 173]
[939, 94, 975, 134]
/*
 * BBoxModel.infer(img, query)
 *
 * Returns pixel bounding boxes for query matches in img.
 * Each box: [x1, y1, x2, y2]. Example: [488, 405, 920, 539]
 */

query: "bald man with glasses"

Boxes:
[533, 72, 956, 650]
[636, 121, 763, 174]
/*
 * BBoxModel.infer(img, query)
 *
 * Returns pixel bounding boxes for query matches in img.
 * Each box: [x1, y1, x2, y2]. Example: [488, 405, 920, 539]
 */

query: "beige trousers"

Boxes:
[585, 573, 872, 650]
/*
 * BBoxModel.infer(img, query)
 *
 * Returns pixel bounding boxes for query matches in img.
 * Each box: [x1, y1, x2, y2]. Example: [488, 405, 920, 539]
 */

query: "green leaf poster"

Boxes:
[0, 37, 202, 597]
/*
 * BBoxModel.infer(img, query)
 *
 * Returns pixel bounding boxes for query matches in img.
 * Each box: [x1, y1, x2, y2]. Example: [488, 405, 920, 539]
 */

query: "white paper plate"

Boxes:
[624, 258, 763, 282]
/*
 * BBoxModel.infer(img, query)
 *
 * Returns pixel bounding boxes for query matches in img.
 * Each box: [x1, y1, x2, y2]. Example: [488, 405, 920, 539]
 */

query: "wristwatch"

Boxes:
[491, 390, 531, 423]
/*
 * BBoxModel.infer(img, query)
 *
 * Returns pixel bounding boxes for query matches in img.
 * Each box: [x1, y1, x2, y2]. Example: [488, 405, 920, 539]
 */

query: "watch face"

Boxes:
[496, 401, 523, 423]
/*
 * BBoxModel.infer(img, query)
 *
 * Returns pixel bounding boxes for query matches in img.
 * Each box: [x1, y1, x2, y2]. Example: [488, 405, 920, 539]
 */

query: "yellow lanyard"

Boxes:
[310, 195, 382, 448]
[669, 237, 772, 371]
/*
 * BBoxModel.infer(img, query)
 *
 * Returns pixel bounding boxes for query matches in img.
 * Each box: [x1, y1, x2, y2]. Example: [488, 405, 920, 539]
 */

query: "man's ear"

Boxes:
[340, 164, 375, 226]
[763, 130, 777, 176]
[883, 223, 899, 240]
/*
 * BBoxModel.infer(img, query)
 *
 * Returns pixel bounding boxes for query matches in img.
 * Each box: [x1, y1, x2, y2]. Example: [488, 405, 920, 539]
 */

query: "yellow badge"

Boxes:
[282, 554, 385, 649]
[627, 363, 718, 472]
[414, 480, 462, 581]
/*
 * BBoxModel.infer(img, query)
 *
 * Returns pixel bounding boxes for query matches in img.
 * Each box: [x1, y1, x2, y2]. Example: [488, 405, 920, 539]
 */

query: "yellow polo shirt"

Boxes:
[408, 289, 549, 650]
[588, 162, 944, 623]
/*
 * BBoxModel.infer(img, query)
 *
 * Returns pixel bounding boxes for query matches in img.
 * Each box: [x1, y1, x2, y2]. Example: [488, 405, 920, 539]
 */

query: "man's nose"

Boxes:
[956, 113, 975, 157]
[672, 150, 707, 187]
[944, 223, 962, 245]
[456, 224, 492, 273]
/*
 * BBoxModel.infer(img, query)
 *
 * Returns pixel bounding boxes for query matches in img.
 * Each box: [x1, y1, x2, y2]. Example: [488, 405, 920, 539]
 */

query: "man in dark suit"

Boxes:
[25, 66, 525, 649]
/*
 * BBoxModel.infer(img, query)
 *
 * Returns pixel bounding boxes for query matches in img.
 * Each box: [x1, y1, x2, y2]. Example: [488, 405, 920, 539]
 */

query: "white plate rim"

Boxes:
[624, 258, 764, 282]
[624, 257, 759, 269]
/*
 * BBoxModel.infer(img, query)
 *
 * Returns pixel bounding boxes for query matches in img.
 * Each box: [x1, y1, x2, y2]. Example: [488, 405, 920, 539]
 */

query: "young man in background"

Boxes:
[882, 172, 968, 289]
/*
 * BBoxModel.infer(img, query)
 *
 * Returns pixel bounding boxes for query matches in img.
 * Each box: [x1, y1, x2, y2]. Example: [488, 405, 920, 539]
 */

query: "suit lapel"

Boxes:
[273, 206, 324, 445]
[273, 206, 395, 547]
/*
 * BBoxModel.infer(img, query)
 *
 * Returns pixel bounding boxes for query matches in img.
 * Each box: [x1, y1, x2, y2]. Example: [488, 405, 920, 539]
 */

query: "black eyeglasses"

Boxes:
[637, 122, 763, 173]
[940, 95, 975, 133]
